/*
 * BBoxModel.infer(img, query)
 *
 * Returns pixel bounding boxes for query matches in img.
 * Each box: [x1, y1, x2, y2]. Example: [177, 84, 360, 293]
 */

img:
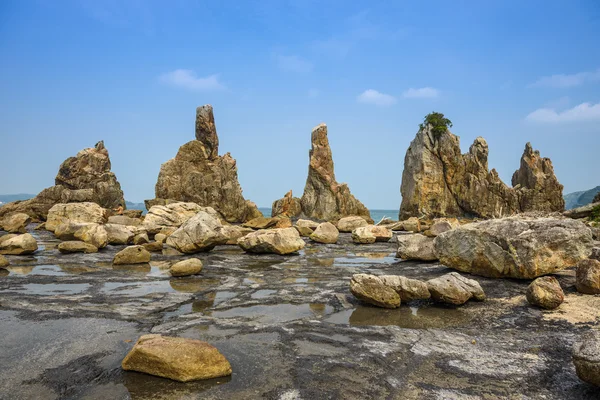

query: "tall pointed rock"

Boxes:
[300, 124, 371, 222]
[148, 105, 261, 223]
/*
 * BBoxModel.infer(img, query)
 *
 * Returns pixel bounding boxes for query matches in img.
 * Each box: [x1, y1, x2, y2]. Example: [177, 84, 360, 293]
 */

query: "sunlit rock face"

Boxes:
[399, 125, 564, 220]
[149, 105, 261, 223]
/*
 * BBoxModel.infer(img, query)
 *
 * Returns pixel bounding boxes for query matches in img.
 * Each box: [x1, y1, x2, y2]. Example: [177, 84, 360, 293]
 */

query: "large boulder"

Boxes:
[221, 225, 253, 245]
[426, 218, 459, 237]
[399, 121, 564, 220]
[295, 219, 319, 236]
[337, 216, 368, 233]
[58, 241, 98, 254]
[300, 124, 371, 222]
[73, 224, 108, 249]
[121, 334, 232, 382]
[573, 331, 600, 387]
[238, 227, 305, 255]
[310, 222, 339, 244]
[0, 233, 38, 255]
[0, 141, 125, 221]
[402, 217, 421, 233]
[426, 272, 485, 305]
[379, 275, 431, 301]
[54, 222, 90, 241]
[349, 274, 401, 309]
[242, 217, 280, 230]
[104, 224, 135, 245]
[526, 276, 564, 310]
[1, 213, 31, 233]
[46, 202, 108, 232]
[107, 215, 141, 226]
[165, 209, 228, 254]
[576, 259, 600, 295]
[351, 227, 376, 244]
[396, 234, 437, 261]
[113, 245, 151, 265]
[170, 258, 203, 277]
[434, 217, 593, 279]
[271, 190, 302, 218]
[143, 202, 204, 234]
[147, 105, 261, 223]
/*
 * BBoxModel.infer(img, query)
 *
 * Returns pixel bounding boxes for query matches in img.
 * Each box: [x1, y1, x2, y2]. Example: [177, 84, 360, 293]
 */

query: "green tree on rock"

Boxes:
[419, 112, 452, 138]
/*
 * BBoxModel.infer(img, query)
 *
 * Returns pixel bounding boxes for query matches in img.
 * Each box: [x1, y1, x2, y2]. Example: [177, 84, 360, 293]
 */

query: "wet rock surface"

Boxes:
[0, 226, 598, 399]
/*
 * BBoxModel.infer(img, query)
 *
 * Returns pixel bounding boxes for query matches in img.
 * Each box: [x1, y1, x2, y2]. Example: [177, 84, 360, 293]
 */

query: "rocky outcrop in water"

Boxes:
[301, 124, 371, 222]
[148, 105, 260, 223]
[399, 123, 564, 219]
[0, 141, 125, 221]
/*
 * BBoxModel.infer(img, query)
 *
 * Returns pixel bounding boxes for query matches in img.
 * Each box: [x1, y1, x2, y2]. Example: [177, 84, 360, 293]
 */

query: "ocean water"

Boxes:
[258, 207, 398, 222]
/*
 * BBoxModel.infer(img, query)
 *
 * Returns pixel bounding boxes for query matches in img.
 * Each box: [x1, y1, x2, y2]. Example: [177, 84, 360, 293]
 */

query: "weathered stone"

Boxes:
[272, 190, 302, 218]
[148, 106, 260, 223]
[170, 258, 203, 277]
[46, 202, 108, 232]
[0, 234, 17, 245]
[301, 124, 371, 222]
[591, 248, 600, 261]
[220, 225, 253, 245]
[295, 219, 319, 238]
[238, 227, 305, 255]
[564, 202, 600, 219]
[0, 233, 38, 255]
[275, 217, 292, 229]
[142, 242, 163, 253]
[402, 217, 421, 233]
[0, 141, 125, 221]
[379, 275, 431, 301]
[576, 259, 600, 295]
[133, 232, 149, 245]
[154, 233, 167, 244]
[434, 217, 593, 279]
[243, 217, 279, 230]
[1, 213, 31, 233]
[427, 218, 459, 237]
[310, 222, 339, 244]
[165, 210, 228, 254]
[121, 334, 232, 382]
[123, 209, 144, 219]
[367, 226, 392, 242]
[73, 224, 108, 249]
[349, 274, 401, 309]
[108, 215, 141, 226]
[54, 222, 90, 241]
[526, 276, 564, 309]
[573, 331, 600, 387]
[104, 224, 135, 245]
[113, 246, 151, 265]
[143, 202, 204, 234]
[58, 241, 98, 254]
[0, 254, 9, 268]
[337, 216, 368, 233]
[427, 272, 485, 305]
[396, 234, 437, 261]
[399, 122, 564, 219]
[351, 227, 376, 244]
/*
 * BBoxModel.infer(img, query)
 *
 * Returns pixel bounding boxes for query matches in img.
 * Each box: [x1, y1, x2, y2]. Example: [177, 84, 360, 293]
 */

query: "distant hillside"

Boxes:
[125, 201, 147, 213]
[564, 186, 600, 210]
[0, 194, 35, 204]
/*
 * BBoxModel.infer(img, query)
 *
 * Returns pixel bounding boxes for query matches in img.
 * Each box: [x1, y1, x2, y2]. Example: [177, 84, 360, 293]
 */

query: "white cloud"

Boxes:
[276, 54, 313, 73]
[308, 88, 319, 98]
[357, 89, 397, 106]
[159, 69, 225, 91]
[402, 87, 439, 98]
[529, 68, 600, 88]
[526, 102, 600, 123]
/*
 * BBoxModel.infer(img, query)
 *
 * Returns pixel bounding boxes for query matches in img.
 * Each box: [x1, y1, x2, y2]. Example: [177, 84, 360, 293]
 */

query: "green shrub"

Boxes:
[419, 112, 452, 138]
[590, 204, 600, 222]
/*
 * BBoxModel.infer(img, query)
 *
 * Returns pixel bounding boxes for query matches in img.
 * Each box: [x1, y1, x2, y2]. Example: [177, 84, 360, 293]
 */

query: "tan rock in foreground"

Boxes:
[426, 272, 485, 305]
[0, 233, 38, 255]
[576, 259, 600, 295]
[122, 334, 232, 382]
[113, 246, 151, 265]
[310, 222, 339, 244]
[1, 213, 31, 233]
[238, 227, 305, 255]
[337, 216, 368, 233]
[46, 202, 108, 232]
[58, 241, 98, 254]
[526, 276, 564, 310]
[170, 258, 203, 277]
[350, 274, 400, 309]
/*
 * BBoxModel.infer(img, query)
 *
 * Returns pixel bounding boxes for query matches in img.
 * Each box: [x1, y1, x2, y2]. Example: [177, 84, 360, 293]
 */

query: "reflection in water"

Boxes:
[193, 292, 217, 311]
[4, 266, 35, 275]
[58, 264, 99, 275]
[333, 254, 396, 266]
[101, 281, 174, 295]
[251, 289, 277, 299]
[355, 252, 392, 259]
[17, 283, 91, 295]
[170, 278, 221, 293]
[311, 258, 334, 267]
[326, 304, 471, 329]
[122, 370, 231, 399]
[0, 269, 9, 277]
[112, 264, 152, 275]
[212, 303, 333, 324]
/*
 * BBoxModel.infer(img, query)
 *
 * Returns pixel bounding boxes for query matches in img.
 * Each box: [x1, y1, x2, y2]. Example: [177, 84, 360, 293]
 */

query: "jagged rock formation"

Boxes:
[399, 124, 564, 219]
[271, 190, 302, 218]
[301, 124, 371, 222]
[0, 141, 125, 221]
[148, 105, 261, 223]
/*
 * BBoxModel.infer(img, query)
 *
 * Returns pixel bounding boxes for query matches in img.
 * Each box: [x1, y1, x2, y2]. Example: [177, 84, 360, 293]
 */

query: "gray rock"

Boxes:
[396, 234, 437, 261]
[427, 272, 485, 305]
[379, 275, 430, 301]
[573, 331, 600, 387]
[238, 228, 305, 255]
[576, 259, 600, 295]
[166, 209, 228, 254]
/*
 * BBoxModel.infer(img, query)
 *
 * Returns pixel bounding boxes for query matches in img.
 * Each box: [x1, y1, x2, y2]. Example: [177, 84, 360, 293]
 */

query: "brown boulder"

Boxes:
[426, 272, 485, 305]
[349, 274, 401, 309]
[526, 276, 564, 309]
[576, 259, 600, 295]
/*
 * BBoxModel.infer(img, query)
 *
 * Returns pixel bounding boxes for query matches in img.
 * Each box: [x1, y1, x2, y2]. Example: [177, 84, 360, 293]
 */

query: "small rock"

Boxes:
[426, 218, 459, 237]
[74, 224, 108, 249]
[221, 225, 253, 245]
[350, 274, 400, 308]
[310, 222, 339, 244]
[121, 334, 232, 382]
[1, 213, 31, 233]
[379, 275, 430, 301]
[0, 254, 9, 268]
[351, 226, 376, 244]
[573, 331, 600, 387]
[0, 233, 38, 255]
[154, 233, 167, 244]
[396, 234, 437, 261]
[113, 245, 151, 265]
[295, 219, 318, 237]
[526, 276, 564, 309]
[104, 224, 135, 245]
[427, 272, 485, 305]
[143, 242, 163, 253]
[337, 216, 368, 233]
[402, 217, 421, 233]
[133, 232, 150, 245]
[576, 259, 600, 295]
[238, 227, 305, 255]
[58, 241, 98, 254]
[170, 258, 203, 277]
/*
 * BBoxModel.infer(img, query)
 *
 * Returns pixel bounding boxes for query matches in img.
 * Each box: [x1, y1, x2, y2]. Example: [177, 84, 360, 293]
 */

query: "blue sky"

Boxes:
[1, 0, 599, 209]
